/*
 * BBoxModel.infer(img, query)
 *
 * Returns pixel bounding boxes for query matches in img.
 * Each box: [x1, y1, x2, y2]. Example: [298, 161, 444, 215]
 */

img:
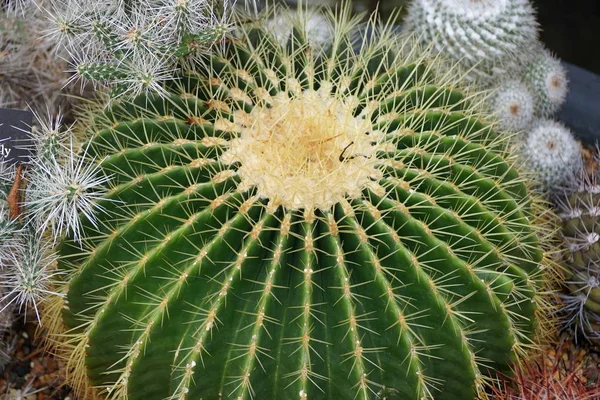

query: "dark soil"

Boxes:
[0, 316, 73, 400]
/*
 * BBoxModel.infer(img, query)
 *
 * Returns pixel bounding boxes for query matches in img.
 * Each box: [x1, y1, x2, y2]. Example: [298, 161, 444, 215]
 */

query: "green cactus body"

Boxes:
[51, 9, 552, 400]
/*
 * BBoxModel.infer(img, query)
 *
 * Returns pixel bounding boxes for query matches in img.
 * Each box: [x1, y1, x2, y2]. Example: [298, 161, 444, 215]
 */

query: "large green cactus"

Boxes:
[46, 6, 555, 400]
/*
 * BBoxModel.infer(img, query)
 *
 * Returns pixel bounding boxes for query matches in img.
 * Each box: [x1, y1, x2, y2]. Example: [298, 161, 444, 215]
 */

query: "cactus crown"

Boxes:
[44, 4, 556, 400]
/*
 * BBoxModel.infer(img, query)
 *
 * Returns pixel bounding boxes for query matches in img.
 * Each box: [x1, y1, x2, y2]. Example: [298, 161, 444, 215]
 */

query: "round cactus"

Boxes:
[520, 119, 582, 190]
[45, 7, 555, 400]
[523, 47, 568, 118]
[489, 79, 535, 133]
[405, 0, 539, 83]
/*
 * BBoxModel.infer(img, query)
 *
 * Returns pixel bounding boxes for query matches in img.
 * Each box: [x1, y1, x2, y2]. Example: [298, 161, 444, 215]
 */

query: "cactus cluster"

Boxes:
[404, 0, 569, 142]
[0, 109, 107, 332]
[42, 0, 257, 99]
[38, 6, 559, 400]
[405, 0, 539, 83]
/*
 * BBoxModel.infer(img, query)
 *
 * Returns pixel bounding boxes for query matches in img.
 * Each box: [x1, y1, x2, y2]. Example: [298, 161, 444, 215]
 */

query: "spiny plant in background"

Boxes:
[42, 0, 258, 99]
[0, 0, 76, 116]
[0, 197, 18, 370]
[404, 0, 539, 84]
[0, 161, 19, 371]
[0, 227, 62, 321]
[489, 343, 600, 400]
[520, 119, 582, 191]
[0, 109, 107, 332]
[267, 6, 334, 51]
[24, 110, 112, 242]
[523, 47, 569, 119]
[40, 4, 560, 400]
[404, 0, 569, 137]
[557, 149, 600, 345]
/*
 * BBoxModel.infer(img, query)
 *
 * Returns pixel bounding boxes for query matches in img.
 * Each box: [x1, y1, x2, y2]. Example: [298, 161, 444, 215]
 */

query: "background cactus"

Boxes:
[0, 0, 75, 116]
[520, 119, 582, 191]
[488, 79, 535, 133]
[0, 111, 78, 327]
[404, 0, 539, 83]
[403, 0, 571, 142]
[523, 46, 569, 118]
[40, 5, 558, 400]
[489, 336, 600, 399]
[43, 0, 258, 99]
[558, 159, 600, 344]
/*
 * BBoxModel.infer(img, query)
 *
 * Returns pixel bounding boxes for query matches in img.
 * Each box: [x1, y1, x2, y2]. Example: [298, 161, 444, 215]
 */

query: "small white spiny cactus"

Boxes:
[489, 79, 535, 133]
[523, 46, 569, 118]
[25, 140, 111, 243]
[0, 227, 62, 322]
[521, 118, 582, 191]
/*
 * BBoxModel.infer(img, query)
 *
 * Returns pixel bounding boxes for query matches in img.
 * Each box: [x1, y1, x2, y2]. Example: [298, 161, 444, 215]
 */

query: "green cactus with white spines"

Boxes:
[43, 6, 557, 400]
[405, 0, 539, 83]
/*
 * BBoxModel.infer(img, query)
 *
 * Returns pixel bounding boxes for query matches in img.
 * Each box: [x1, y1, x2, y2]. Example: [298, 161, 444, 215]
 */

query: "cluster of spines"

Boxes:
[0, 109, 108, 330]
[490, 339, 600, 399]
[266, 6, 334, 51]
[43, 0, 257, 99]
[37, 6, 559, 400]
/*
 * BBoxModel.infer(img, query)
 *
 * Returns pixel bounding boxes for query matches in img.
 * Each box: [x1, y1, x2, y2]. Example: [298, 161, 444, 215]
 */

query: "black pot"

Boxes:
[559, 63, 600, 144]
